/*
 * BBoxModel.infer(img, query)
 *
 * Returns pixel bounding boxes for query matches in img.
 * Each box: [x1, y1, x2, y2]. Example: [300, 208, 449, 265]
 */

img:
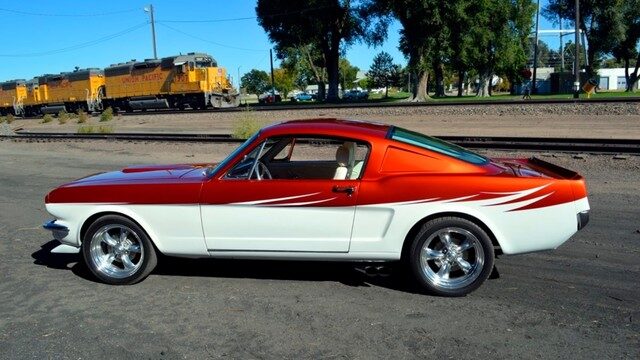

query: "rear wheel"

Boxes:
[82, 215, 157, 285]
[408, 217, 494, 296]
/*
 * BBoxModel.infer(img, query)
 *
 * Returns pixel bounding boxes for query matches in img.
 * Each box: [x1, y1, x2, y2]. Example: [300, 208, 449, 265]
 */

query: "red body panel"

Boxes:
[45, 119, 587, 210]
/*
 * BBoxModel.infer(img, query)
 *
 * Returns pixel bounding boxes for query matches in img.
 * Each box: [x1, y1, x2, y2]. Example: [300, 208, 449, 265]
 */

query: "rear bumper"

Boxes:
[577, 210, 590, 230]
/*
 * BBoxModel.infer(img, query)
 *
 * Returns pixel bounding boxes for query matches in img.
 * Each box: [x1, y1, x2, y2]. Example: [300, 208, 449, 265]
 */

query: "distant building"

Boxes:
[597, 68, 640, 91]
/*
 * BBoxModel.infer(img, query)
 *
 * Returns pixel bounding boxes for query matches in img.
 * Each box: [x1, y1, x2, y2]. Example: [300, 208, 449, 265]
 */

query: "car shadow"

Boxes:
[32, 240, 422, 293]
[31, 240, 95, 281]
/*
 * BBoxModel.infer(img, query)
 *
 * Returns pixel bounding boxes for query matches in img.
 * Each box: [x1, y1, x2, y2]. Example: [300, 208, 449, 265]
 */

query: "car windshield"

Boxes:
[390, 127, 489, 165]
[207, 132, 260, 177]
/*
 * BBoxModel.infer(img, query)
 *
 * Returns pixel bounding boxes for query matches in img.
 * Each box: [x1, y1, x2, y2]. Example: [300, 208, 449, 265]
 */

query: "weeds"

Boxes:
[41, 114, 53, 124]
[100, 107, 113, 122]
[6, 114, 14, 124]
[232, 108, 264, 139]
[77, 125, 94, 133]
[0, 116, 5, 124]
[77, 124, 114, 134]
[58, 110, 70, 124]
[77, 109, 89, 123]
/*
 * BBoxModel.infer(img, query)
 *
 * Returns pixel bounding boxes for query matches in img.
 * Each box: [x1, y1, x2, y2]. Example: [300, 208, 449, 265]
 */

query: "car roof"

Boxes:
[261, 118, 391, 140]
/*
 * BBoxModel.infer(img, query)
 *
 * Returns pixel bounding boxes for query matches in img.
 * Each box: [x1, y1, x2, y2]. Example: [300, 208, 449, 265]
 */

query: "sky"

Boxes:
[0, 0, 561, 85]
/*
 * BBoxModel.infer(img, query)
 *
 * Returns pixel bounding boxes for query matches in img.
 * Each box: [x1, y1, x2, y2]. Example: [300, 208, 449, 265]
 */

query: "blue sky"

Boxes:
[0, 0, 559, 84]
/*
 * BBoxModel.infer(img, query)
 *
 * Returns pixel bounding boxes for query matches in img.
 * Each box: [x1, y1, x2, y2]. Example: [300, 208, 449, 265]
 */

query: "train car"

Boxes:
[0, 79, 27, 116]
[28, 69, 105, 115]
[102, 52, 238, 111]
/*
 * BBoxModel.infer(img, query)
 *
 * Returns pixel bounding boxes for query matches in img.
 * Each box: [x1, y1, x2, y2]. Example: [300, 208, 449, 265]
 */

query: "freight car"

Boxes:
[0, 52, 238, 117]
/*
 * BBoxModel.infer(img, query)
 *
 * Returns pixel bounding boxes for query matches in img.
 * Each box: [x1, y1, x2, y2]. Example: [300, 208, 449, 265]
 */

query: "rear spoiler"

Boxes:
[528, 157, 581, 180]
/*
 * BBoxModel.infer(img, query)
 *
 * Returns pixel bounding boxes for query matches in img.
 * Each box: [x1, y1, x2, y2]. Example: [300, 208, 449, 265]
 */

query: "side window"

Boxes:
[224, 138, 278, 180]
[270, 137, 369, 180]
[223, 136, 369, 181]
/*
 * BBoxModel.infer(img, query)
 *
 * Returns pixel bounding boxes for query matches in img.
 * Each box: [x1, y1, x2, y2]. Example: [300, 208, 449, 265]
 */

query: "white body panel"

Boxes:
[45, 194, 589, 259]
[200, 205, 355, 252]
[45, 203, 208, 256]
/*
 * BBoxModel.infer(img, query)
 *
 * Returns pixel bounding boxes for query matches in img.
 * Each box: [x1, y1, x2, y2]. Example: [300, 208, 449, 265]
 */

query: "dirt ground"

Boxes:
[9, 102, 640, 139]
[0, 138, 638, 359]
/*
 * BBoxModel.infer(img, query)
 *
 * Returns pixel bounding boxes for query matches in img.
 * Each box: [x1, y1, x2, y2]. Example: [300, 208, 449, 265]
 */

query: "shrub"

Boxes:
[58, 110, 70, 124]
[232, 109, 264, 139]
[98, 125, 114, 133]
[100, 107, 113, 122]
[77, 125, 95, 134]
[6, 114, 14, 124]
[41, 114, 53, 124]
[77, 109, 89, 123]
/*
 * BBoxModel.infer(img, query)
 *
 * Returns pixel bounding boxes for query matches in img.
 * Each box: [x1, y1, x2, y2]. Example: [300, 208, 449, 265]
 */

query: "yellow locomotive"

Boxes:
[0, 52, 238, 116]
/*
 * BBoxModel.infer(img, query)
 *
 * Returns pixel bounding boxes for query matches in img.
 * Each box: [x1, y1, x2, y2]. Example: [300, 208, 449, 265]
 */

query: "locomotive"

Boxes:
[0, 52, 238, 117]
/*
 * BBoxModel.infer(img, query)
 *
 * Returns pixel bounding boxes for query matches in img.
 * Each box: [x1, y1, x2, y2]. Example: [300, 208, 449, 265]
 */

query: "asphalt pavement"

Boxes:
[0, 139, 638, 359]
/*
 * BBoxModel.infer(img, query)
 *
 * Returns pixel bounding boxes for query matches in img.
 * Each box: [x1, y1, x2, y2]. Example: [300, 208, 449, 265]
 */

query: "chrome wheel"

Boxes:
[89, 224, 144, 279]
[419, 227, 485, 290]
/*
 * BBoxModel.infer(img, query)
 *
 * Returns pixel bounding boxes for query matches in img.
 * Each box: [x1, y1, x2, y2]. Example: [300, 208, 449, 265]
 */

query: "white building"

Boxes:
[597, 68, 640, 91]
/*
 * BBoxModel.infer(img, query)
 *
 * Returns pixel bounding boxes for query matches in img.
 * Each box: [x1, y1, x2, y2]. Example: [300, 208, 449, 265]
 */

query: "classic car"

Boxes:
[43, 119, 590, 296]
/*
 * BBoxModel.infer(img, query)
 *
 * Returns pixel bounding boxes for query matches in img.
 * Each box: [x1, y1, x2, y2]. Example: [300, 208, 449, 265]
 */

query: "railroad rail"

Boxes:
[4, 131, 640, 154]
[13, 96, 640, 119]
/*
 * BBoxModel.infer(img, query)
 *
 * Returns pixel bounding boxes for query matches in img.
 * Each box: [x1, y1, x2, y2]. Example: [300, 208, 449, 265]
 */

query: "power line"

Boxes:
[157, 22, 267, 52]
[158, 4, 337, 24]
[0, 22, 148, 57]
[0, 6, 139, 17]
[159, 16, 256, 23]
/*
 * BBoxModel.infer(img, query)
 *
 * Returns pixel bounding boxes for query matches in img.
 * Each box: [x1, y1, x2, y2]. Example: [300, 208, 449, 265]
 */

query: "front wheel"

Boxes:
[82, 215, 157, 285]
[408, 217, 494, 297]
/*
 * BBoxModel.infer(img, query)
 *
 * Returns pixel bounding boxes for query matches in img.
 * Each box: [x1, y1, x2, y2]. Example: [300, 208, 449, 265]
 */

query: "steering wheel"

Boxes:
[255, 161, 272, 180]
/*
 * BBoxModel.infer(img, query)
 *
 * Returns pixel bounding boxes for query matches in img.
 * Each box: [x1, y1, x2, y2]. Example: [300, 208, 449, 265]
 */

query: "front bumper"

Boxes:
[43, 219, 70, 240]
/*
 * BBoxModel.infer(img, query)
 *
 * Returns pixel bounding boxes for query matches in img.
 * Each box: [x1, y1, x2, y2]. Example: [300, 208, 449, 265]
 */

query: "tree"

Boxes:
[256, 1, 384, 102]
[241, 69, 270, 96]
[274, 68, 296, 97]
[463, 0, 535, 97]
[612, 0, 640, 91]
[544, 0, 625, 79]
[280, 45, 328, 99]
[367, 51, 397, 97]
[339, 58, 360, 91]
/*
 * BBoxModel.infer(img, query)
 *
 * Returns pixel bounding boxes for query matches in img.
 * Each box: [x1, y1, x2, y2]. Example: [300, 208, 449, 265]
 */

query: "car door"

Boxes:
[199, 136, 367, 253]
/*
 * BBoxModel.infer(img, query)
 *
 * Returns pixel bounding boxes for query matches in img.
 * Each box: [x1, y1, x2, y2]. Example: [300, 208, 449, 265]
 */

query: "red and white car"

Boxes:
[43, 119, 590, 296]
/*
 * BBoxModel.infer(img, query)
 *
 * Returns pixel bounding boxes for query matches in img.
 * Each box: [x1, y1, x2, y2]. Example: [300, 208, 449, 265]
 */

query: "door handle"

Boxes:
[332, 185, 355, 196]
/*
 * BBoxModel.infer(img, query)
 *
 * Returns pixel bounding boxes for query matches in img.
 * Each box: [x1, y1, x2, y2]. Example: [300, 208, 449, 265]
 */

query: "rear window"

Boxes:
[390, 127, 488, 165]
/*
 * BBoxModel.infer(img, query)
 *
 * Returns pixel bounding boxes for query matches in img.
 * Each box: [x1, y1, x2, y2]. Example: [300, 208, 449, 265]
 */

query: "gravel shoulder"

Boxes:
[8, 102, 640, 139]
[0, 139, 638, 359]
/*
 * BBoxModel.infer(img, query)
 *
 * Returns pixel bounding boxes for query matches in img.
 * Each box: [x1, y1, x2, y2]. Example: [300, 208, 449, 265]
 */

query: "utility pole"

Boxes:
[574, 0, 580, 99]
[532, 0, 541, 94]
[559, 17, 565, 71]
[269, 49, 275, 98]
[144, 4, 158, 59]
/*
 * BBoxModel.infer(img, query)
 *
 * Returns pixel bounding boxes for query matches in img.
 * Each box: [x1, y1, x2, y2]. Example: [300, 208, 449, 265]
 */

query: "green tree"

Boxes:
[256, 1, 384, 102]
[544, 0, 626, 79]
[274, 68, 296, 97]
[241, 69, 270, 97]
[612, 0, 640, 91]
[339, 58, 360, 91]
[280, 45, 328, 98]
[367, 51, 396, 97]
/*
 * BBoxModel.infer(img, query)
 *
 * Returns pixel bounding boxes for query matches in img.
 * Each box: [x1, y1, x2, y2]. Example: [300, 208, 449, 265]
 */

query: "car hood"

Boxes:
[69, 163, 213, 186]
[45, 163, 215, 204]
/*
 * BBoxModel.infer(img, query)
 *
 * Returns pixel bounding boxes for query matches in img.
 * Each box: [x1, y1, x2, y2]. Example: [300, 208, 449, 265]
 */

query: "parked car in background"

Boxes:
[258, 90, 282, 104]
[342, 89, 369, 101]
[291, 92, 314, 102]
[43, 119, 589, 296]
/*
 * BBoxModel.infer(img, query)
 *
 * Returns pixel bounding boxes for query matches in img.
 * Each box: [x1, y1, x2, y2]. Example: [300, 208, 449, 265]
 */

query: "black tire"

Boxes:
[82, 215, 157, 285]
[408, 217, 494, 297]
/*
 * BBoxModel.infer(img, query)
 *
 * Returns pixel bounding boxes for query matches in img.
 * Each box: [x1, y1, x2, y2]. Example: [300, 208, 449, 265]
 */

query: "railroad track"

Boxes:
[14, 96, 640, 119]
[4, 131, 640, 154]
